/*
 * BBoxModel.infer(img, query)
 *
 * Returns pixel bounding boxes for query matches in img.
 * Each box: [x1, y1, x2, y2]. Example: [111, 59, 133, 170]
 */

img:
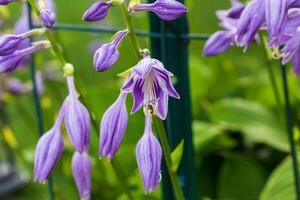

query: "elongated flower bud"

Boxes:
[72, 152, 91, 200]
[65, 76, 91, 153]
[0, 0, 15, 5]
[203, 31, 233, 56]
[0, 44, 46, 73]
[93, 30, 128, 72]
[34, 104, 65, 182]
[132, 0, 188, 21]
[7, 79, 27, 95]
[136, 115, 162, 193]
[99, 92, 128, 160]
[40, 8, 55, 28]
[82, 1, 111, 22]
[0, 34, 27, 56]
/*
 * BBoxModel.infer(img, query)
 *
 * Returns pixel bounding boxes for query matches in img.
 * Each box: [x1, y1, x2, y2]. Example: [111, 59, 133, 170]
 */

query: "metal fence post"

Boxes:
[148, 1, 197, 199]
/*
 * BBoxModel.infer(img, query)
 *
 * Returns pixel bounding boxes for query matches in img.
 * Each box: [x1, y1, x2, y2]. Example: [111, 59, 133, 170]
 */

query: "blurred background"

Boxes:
[0, 0, 300, 199]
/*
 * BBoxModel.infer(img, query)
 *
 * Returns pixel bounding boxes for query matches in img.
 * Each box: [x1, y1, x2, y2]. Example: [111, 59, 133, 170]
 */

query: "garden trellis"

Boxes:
[21, 0, 300, 199]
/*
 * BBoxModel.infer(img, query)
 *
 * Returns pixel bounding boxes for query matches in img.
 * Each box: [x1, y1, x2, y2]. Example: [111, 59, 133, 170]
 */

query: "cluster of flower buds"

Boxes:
[0, 28, 50, 73]
[34, 63, 92, 200]
[37, 0, 56, 28]
[203, 0, 300, 75]
[82, 0, 186, 193]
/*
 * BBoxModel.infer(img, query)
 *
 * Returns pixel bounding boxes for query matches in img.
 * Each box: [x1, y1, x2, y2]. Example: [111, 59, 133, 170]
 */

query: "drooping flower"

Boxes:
[72, 151, 91, 200]
[34, 103, 66, 182]
[39, 8, 55, 28]
[0, 0, 15, 5]
[132, 0, 188, 21]
[64, 75, 91, 153]
[0, 43, 48, 73]
[93, 29, 128, 72]
[82, 1, 111, 22]
[235, 0, 265, 49]
[136, 115, 162, 193]
[99, 92, 128, 160]
[121, 55, 180, 120]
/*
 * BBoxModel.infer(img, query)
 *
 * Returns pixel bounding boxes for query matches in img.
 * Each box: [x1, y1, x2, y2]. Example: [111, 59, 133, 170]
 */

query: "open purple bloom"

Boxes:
[40, 8, 56, 28]
[0, 44, 46, 73]
[99, 93, 128, 160]
[93, 30, 128, 72]
[72, 152, 91, 200]
[34, 104, 65, 182]
[136, 115, 162, 193]
[0, 0, 15, 5]
[65, 76, 91, 153]
[132, 0, 188, 21]
[121, 56, 180, 120]
[236, 0, 265, 49]
[82, 1, 111, 22]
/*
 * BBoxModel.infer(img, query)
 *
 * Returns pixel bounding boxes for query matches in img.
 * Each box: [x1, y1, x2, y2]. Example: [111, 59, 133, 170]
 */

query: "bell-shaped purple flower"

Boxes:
[121, 56, 180, 120]
[64, 76, 91, 153]
[93, 30, 128, 72]
[34, 104, 65, 182]
[99, 92, 128, 160]
[0, 44, 46, 73]
[132, 0, 188, 21]
[40, 8, 56, 28]
[136, 115, 162, 193]
[72, 152, 91, 200]
[203, 31, 233, 56]
[0, 0, 15, 5]
[82, 1, 111, 22]
[235, 0, 265, 49]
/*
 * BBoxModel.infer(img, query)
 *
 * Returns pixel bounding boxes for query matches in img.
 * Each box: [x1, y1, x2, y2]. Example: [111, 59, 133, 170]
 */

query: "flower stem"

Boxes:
[119, 3, 186, 199]
[27, 1, 134, 199]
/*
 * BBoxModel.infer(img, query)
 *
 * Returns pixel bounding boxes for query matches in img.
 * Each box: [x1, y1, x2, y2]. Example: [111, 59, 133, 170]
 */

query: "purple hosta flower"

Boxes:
[64, 76, 91, 153]
[39, 8, 55, 28]
[218, 0, 244, 19]
[0, 44, 47, 73]
[72, 152, 91, 200]
[235, 0, 265, 49]
[7, 79, 27, 95]
[99, 93, 128, 160]
[203, 31, 234, 56]
[93, 29, 128, 72]
[136, 115, 162, 193]
[44, 0, 56, 13]
[0, 0, 15, 5]
[132, 0, 188, 21]
[121, 56, 180, 120]
[34, 105, 65, 182]
[83, 1, 111, 22]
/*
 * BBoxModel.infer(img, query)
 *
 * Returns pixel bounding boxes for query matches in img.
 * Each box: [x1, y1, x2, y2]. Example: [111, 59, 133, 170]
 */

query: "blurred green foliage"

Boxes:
[1, 0, 300, 200]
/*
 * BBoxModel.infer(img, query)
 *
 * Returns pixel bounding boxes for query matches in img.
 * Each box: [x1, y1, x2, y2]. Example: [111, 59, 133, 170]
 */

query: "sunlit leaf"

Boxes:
[171, 140, 184, 172]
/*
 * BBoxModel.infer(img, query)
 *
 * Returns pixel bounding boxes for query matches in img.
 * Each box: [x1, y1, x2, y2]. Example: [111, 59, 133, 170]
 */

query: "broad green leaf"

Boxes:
[171, 140, 184, 172]
[210, 98, 289, 151]
[218, 154, 267, 200]
[260, 156, 300, 200]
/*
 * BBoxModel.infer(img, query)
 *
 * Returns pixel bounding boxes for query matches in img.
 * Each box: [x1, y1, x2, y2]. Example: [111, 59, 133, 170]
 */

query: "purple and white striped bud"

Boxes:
[99, 92, 128, 160]
[132, 0, 188, 21]
[121, 56, 180, 120]
[136, 115, 162, 193]
[82, 1, 111, 22]
[0, 43, 48, 74]
[34, 104, 65, 182]
[40, 8, 55, 28]
[93, 30, 128, 72]
[203, 31, 233, 56]
[0, 0, 15, 5]
[64, 75, 91, 153]
[72, 152, 91, 200]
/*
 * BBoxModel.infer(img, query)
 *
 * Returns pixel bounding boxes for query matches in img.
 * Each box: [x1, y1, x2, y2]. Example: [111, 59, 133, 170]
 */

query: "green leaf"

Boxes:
[210, 98, 289, 151]
[260, 156, 300, 200]
[218, 153, 267, 200]
[171, 140, 184, 172]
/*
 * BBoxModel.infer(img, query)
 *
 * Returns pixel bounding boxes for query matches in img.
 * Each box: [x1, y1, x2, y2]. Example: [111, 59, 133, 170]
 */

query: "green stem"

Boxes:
[153, 117, 185, 200]
[28, 1, 134, 199]
[119, 3, 186, 199]
[259, 32, 282, 113]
